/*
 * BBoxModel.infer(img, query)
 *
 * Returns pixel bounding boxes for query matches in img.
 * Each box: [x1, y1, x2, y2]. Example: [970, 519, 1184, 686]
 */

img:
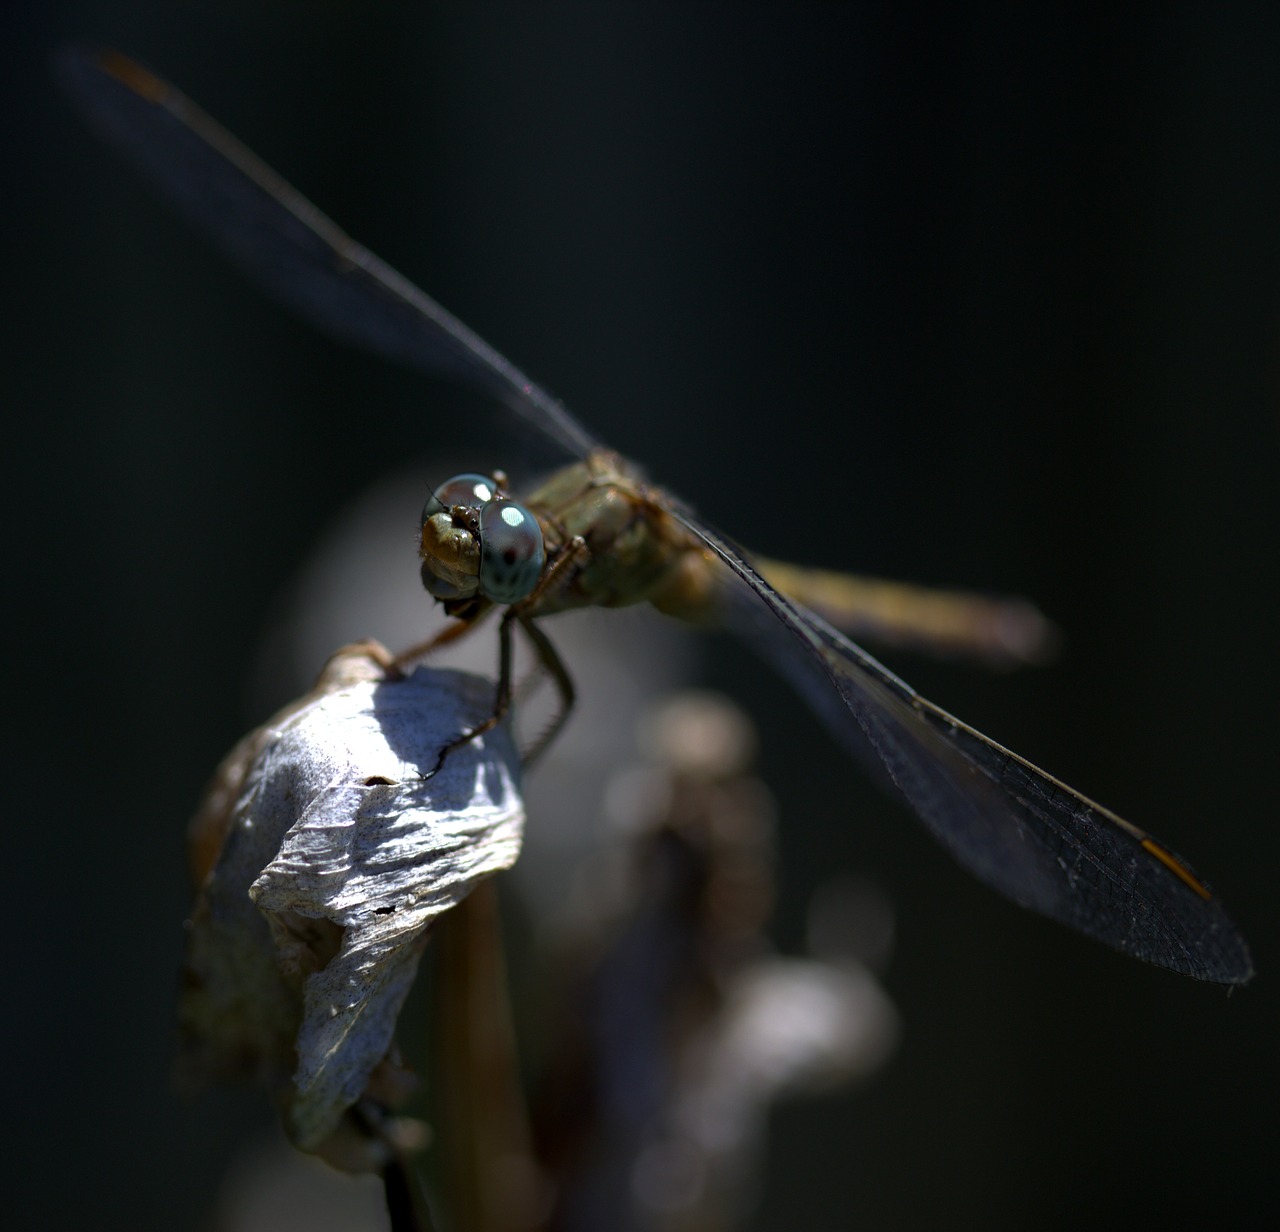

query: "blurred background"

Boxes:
[8, 3, 1280, 1228]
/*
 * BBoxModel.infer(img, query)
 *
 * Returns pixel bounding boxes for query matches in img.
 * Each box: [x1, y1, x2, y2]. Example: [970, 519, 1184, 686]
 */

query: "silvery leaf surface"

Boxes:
[178, 643, 524, 1154]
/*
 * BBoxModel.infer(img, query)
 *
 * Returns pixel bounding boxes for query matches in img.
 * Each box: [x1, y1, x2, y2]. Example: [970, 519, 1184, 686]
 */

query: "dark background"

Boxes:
[9, 3, 1279, 1228]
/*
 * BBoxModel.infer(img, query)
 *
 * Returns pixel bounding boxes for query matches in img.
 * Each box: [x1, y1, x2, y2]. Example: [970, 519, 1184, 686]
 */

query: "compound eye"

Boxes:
[422, 473, 498, 523]
[478, 498, 545, 604]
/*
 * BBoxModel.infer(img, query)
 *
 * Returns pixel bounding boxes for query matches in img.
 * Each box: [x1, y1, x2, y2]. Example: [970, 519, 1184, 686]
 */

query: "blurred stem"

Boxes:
[383, 1155, 438, 1232]
[432, 877, 539, 1232]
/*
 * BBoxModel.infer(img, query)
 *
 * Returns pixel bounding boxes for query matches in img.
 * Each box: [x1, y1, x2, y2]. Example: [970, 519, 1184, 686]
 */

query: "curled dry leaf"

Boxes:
[178, 640, 524, 1166]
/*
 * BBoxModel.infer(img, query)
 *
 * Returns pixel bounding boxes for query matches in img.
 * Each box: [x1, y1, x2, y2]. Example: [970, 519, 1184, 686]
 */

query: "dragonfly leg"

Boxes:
[422, 602, 530, 776]
[419, 609, 516, 777]
[392, 608, 491, 673]
[513, 612, 575, 770]
[423, 537, 589, 776]
[497, 534, 589, 766]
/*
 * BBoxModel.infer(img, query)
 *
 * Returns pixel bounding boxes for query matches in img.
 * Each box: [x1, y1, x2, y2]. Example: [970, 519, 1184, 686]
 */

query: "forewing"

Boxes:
[58, 46, 1251, 985]
[680, 513, 1252, 985]
[56, 47, 600, 461]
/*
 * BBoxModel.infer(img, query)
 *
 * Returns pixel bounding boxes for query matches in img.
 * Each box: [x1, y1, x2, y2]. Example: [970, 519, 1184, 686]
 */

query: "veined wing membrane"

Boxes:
[55, 46, 598, 460]
[687, 513, 1252, 984]
[59, 48, 1252, 985]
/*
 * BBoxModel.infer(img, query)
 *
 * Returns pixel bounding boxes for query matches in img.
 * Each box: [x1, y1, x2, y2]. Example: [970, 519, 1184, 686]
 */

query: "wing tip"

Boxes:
[54, 45, 169, 109]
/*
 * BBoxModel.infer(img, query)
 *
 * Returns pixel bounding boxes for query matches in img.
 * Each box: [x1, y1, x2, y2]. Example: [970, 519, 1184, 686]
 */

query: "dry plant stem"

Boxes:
[432, 879, 538, 1232]
[383, 1155, 438, 1232]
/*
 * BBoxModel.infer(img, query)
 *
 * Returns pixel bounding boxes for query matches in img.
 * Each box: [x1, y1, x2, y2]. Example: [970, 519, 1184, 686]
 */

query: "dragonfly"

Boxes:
[58, 47, 1252, 986]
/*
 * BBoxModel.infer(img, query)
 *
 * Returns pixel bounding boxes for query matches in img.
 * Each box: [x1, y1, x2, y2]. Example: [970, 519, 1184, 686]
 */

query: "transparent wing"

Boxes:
[681, 512, 1252, 984]
[55, 46, 600, 461]
[59, 48, 1252, 984]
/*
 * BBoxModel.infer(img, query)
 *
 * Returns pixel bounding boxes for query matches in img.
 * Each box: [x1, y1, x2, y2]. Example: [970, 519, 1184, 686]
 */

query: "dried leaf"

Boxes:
[178, 642, 525, 1160]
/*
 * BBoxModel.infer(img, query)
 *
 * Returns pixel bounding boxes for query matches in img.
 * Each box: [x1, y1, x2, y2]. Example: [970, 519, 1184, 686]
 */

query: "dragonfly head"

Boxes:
[419, 472, 546, 607]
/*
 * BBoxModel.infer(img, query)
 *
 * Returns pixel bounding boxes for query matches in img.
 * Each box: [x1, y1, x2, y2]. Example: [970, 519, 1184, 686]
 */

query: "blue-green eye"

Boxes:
[422, 473, 497, 524]
[478, 498, 545, 603]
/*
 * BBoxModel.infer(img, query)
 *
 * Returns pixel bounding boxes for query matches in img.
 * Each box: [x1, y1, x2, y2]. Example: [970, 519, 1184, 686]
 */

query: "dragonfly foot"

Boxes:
[420, 720, 498, 780]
